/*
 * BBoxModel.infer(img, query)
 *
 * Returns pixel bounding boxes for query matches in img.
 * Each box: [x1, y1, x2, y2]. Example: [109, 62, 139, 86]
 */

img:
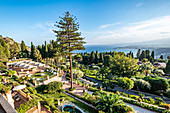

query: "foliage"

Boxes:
[165, 60, 170, 73]
[118, 77, 134, 91]
[45, 81, 63, 93]
[133, 79, 151, 91]
[6, 70, 16, 77]
[16, 99, 38, 113]
[53, 11, 85, 88]
[144, 76, 169, 92]
[110, 54, 139, 77]
[95, 93, 134, 113]
[72, 69, 84, 78]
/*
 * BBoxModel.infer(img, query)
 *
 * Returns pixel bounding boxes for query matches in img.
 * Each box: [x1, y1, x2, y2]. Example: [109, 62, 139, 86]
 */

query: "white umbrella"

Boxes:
[13, 85, 26, 91]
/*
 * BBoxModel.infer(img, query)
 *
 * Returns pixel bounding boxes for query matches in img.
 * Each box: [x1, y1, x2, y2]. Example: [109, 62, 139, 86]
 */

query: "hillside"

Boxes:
[0, 36, 30, 62]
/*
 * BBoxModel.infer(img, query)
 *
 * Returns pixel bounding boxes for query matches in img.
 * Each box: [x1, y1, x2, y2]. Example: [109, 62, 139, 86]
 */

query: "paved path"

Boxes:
[84, 75, 170, 104]
[63, 83, 84, 96]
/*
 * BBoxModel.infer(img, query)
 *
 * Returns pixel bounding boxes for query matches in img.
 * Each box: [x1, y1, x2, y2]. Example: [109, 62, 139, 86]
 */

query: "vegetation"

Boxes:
[44, 81, 63, 93]
[95, 93, 134, 113]
[110, 54, 139, 77]
[118, 77, 134, 92]
[53, 11, 86, 89]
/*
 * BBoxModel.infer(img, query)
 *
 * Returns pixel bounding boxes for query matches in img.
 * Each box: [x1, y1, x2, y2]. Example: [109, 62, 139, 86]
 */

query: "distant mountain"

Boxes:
[128, 38, 170, 48]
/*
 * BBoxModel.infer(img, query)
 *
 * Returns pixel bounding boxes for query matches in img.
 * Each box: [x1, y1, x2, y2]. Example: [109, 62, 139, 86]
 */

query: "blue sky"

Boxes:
[1, 0, 170, 46]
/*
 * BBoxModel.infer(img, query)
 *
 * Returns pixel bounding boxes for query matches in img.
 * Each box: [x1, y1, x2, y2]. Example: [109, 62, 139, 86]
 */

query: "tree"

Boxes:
[44, 41, 48, 58]
[90, 51, 95, 64]
[72, 69, 84, 78]
[110, 54, 139, 77]
[139, 50, 146, 61]
[118, 77, 134, 92]
[99, 53, 104, 63]
[165, 60, 170, 74]
[82, 55, 89, 65]
[21, 40, 27, 52]
[33, 48, 42, 61]
[45, 81, 63, 93]
[151, 51, 154, 59]
[53, 12, 86, 88]
[104, 55, 112, 67]
[95, 51, 99, 64]
[136, 49, 141, 59]
[99, 67, 105, 82]
[30, 42, 35, 59]
[160, 55, 163, 59]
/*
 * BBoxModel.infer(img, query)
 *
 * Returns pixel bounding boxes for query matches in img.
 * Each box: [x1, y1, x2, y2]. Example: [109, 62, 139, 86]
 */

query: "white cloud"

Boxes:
[85, 16, 170, 45]
[136, 2, 143, 7]
[98, 22, 121, 29]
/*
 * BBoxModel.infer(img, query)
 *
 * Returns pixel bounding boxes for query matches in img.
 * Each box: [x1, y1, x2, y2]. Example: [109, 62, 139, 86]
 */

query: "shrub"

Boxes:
[45, 81, 63, 93]
[134, 79, 151, 91]
[118, 77, 134, 91]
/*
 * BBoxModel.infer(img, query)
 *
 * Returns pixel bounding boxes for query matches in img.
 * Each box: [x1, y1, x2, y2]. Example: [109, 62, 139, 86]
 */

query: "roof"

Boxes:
[154, 62, 166, 68]
[0, 94, 17, 113]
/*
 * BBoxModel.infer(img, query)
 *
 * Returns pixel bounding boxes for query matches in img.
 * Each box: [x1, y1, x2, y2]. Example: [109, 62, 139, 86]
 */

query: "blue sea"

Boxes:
[74, 45, 170, 59]
[74, 45, 138, 55]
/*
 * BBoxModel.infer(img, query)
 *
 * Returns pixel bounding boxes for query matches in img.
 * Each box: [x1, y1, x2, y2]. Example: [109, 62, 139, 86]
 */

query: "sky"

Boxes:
[1, 0, 170, 46]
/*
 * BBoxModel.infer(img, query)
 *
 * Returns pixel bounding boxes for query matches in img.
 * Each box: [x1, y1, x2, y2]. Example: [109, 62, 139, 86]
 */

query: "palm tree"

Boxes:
[95, 93, 125, 112]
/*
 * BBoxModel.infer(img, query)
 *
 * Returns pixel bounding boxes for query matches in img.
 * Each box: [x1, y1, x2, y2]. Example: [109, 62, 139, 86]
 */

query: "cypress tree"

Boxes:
[95, 50, 99, 64]
[90, 51, 95, 64]
[30, 42, 34, 59]
[99, 53, 104, 63]
[151, 51, 154, 59]
[45, 41, 48, 58]
[41, 44, 45, 58]
[21, 40, 26, 52]
[136, 49, 141, 59]
[53, 11, 86, 88]
[140, 50, 146, 61]
[160, 55, 163, 59]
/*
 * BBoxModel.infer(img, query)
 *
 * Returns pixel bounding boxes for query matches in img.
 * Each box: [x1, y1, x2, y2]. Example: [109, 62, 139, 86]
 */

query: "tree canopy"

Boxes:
[53, 11, 86, 88]
[110, 54, 139, 77]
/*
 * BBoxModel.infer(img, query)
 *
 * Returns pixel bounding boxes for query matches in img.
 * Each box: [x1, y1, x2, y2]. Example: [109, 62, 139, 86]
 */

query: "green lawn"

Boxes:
[43, 92, 97, 113]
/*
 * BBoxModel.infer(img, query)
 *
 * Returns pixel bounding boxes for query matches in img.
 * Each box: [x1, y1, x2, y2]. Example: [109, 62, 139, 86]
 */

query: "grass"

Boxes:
[43, 92, 97, 113]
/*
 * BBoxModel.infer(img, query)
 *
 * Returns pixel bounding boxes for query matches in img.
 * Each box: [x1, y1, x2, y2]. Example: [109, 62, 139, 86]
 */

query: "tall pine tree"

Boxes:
[53, 12, 86, 88]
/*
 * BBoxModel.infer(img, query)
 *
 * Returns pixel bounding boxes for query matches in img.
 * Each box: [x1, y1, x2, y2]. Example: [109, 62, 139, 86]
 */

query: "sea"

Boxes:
[73, 45, 170, 59]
